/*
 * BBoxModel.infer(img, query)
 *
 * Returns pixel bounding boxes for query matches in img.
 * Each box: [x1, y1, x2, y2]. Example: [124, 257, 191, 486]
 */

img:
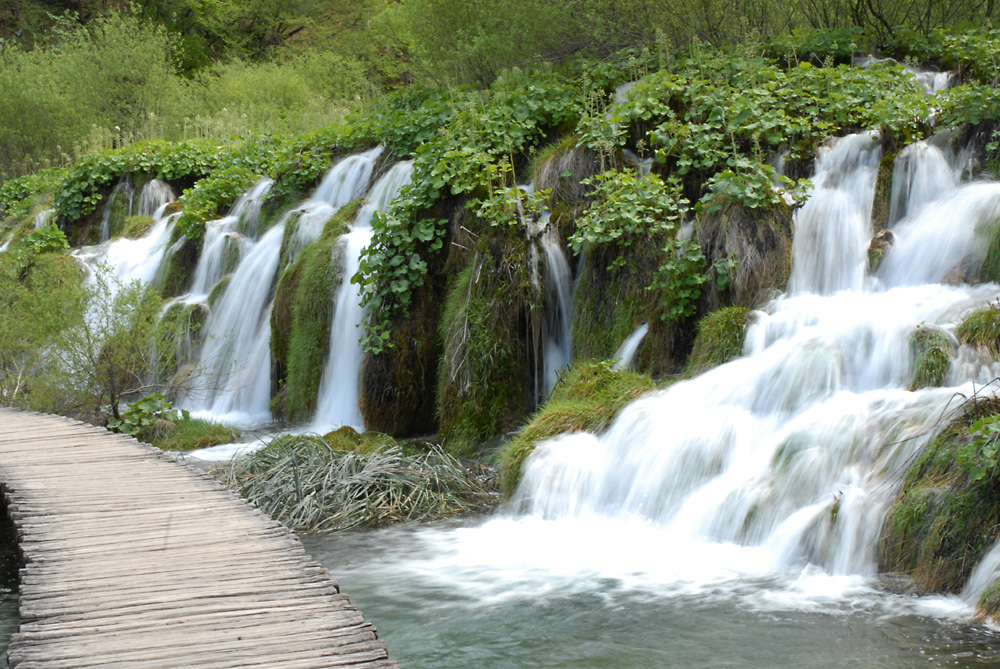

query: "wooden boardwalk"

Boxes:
[0, 409, 397, 668]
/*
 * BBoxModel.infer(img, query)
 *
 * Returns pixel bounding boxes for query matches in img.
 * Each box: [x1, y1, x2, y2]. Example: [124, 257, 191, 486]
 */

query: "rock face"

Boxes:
[698, 201, 794, 311]
[868, 229, 896, 274]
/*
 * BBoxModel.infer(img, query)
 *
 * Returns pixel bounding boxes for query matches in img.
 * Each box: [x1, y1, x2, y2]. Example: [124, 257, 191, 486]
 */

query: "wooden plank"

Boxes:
[0, 409, 397, 668]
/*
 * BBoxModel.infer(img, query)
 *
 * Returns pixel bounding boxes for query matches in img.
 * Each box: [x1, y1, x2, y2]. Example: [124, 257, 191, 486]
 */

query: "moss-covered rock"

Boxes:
[120, 214, 154, 239]
[271, 238, 340, 423]
[956, 307, 1000, 355]
[155, 228, 197, 297]
[880, 399, 1000, 597]
[697, 200, 793, 311]
[571, 230, 685, 376]
[533, 139, 601, 208]
[435, 215, 540, 457]
[499, 361, 658, 495]
[868, 229, 895, 275]
[687, 306, 750, 375]
[871, 150, 896, 233]
[909, 326, 953, 390]
[361, 277, 441, 437]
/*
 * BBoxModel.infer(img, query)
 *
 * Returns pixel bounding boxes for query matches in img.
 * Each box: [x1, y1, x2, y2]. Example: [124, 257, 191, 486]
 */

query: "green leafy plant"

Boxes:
[960, 414, 1000, 483]
[108, 393, 189, 437]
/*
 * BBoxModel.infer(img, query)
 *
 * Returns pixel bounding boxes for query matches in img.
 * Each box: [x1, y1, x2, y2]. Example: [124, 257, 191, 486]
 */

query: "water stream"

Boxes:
[303, 132, 1000, 665]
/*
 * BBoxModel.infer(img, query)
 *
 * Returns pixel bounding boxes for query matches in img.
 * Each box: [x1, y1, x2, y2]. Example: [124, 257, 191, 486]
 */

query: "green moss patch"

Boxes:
[687, 306, 750, 375]
[956, 307, 1000, 354]
[152, 416, 241, 452]
[909, 327, 953, 390]
[120, 215, 154, 239]
[880, 399, 1000, 597]
[498, 360, 658, 495]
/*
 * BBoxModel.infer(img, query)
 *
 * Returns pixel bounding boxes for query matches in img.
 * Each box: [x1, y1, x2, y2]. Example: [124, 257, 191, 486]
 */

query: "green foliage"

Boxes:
[49, 268, 172, 421]
[687, 306, 749, 374]
[956, 306, 1000, 355]
[881, 399, 1000, 595]
[152, 417, 241, 452]
[108, 393, 188, 437]
[909, 327, 952, 391]
[0, 253, 86, 407]
[24, 225, 69, 256]
[216, 434, 496, 533]
[499, 361, 658, 494]
[570, 171, 687, 260]
[960, 414, 1000, 483]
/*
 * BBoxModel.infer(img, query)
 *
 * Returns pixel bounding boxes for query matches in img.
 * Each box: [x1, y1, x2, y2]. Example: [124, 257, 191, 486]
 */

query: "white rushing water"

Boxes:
[136, 179, 176, 217]
[326, 133, 1000, 640]
[98, 178, 134, 243]
[611, 322, 649, 371]
[181, 151, 387, 425]
[311, 160, 413, 433]
[541, 224, 573, 396]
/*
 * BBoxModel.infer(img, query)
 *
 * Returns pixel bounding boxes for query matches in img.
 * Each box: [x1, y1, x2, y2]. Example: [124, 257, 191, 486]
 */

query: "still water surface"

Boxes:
[305, 519, 1000, 668]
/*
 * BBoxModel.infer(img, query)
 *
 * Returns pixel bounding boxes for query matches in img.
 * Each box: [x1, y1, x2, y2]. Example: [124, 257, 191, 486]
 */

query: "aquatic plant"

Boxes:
[217, 434, 497, 532]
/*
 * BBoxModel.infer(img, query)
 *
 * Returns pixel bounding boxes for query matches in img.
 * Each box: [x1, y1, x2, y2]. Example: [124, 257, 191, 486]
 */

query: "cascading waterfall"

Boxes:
[310, 160, 413, 433]
[181, 151, 386, 425]
[282, 146, 383, 263]
[540, 222, 573, 395]
[179, 223, 286, 425]
[611, 322, 649, 371]
[184, 177, 273, 302]
[342, 133, 1000, 638]
[509, 132, 1000, 585]
[136, 179, 176, 217]
[98, 177, 134, 243]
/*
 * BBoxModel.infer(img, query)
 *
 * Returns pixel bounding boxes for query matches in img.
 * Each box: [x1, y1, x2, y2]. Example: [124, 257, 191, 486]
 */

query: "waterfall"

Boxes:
[541, 223, 573, 395]
[180, 151, 386, 425]
[611, 323, 649, 372]
[98, 177, 134, 242]
[283, 146, 383, 262]
[311, 160, 413, 433]
[788, 131, 881, 295]
[508, 132, 1000, 588]
[179, 223, 285, 425]
[137, 179, 176, 217]
[184, 177, 272, 302]
[33, 209, 55, 230]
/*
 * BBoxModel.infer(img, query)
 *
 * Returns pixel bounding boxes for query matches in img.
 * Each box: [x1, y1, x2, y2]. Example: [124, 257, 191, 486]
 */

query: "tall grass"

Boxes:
[216, 434, 497, 533]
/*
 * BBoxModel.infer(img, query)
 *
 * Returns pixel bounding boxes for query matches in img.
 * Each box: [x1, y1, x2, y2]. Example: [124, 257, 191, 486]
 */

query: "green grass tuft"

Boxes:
[152, 417, 241, 452]
[687, 306, 749, 375]
[956, 306, 1000, 355]
[498, 360, 658, 495]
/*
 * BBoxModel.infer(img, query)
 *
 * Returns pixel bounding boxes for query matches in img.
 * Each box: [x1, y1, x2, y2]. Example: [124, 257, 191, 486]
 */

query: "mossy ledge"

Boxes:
[686, 306, 750, 376]
[879, 398, 1000, 618]
[498, 361, 659, 495]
